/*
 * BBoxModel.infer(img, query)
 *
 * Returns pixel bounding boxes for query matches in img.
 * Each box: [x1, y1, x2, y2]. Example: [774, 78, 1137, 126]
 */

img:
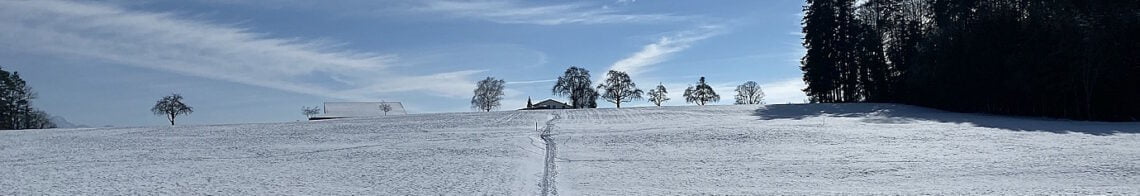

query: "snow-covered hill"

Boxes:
[1, 104, 1138, 194]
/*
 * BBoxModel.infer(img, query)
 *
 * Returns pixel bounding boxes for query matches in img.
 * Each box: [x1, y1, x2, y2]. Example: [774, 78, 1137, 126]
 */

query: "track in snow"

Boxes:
[539, 113, 561, 196]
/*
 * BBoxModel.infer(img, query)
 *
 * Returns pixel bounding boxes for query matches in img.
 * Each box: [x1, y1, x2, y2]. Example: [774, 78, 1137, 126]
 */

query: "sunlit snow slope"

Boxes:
[2, 103, 1139, 195]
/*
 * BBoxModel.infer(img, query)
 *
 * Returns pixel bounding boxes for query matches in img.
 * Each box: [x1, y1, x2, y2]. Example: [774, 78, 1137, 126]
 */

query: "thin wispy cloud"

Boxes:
[608, 25, 726, 76]
[0, 0, 480, 101]
[415, 0, 688, 25]
[506, 79, 557, 85]
[191, 0, 689, 25]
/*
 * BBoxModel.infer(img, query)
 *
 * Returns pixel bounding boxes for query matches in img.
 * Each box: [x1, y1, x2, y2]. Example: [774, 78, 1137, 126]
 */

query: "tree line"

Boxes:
[3, 66, 199, 127]
[0, 66, 55, 130]
[801, 0, 1140, 121]
[472, 66, 767, 111]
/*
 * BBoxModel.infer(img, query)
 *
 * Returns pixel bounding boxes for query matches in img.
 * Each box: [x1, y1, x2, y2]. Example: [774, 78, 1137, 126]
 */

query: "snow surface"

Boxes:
[2, 103, 1139, 194]
[0, 111, 550, 195]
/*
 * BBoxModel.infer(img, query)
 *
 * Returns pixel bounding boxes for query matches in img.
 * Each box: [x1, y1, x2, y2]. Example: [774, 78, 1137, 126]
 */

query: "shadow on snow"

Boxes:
[753, 103, 1140, 136]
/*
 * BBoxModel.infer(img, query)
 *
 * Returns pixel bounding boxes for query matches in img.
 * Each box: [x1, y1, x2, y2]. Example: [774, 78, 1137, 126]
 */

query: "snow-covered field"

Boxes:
[0, 111, 552, 195]
[2, 103, 1139, 194]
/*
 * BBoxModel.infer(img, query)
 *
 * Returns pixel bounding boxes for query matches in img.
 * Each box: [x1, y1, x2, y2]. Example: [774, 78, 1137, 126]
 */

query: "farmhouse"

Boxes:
[520, 98, 572, 110]
[310, 102, 406, 120]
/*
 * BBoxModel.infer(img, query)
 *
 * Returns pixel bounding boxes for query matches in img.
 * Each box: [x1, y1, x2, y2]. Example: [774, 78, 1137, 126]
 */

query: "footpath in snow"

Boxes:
[538, 113, 560, 196]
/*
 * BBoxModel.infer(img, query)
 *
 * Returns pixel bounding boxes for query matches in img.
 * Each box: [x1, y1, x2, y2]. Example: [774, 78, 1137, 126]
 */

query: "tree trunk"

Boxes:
[616, 95, 622, 108]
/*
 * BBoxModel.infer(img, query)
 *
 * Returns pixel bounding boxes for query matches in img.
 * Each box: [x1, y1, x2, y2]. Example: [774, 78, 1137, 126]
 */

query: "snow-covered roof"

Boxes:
[319, 102, 407, 118]
[521, 99, 572, 110]
[534, 99, 570, 107]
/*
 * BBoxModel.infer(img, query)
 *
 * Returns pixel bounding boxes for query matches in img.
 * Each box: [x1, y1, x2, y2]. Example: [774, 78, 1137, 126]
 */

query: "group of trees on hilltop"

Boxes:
[0, 66, 55, 130]
[472, 66, 767, 111]
[802, 0, 1140, 121]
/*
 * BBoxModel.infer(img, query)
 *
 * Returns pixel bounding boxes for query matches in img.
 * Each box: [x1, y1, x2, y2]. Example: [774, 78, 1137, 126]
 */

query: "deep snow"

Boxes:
[2, 103, 1138, 194]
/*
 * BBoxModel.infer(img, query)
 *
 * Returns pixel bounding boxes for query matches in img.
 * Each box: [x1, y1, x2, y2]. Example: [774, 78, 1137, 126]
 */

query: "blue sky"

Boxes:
[0, 0, 807, 127]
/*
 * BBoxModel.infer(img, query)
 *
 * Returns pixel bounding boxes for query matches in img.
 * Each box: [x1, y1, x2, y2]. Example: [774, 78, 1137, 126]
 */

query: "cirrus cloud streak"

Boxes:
[0, 0, 481, 101]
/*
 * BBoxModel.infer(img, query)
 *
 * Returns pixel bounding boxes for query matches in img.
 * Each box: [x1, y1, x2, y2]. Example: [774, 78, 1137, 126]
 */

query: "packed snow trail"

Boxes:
[539, 113, 561, 196]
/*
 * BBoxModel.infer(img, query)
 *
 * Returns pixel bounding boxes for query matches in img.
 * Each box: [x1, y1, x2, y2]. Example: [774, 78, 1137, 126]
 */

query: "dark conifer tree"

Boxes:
[801, 0, 841, 103]
[799, 0, 1140, 121]
[0, 67, 52, 130]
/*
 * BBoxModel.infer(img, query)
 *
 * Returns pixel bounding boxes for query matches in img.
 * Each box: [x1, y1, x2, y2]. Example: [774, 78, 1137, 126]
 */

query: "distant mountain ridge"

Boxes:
[49, 116, 88, 128]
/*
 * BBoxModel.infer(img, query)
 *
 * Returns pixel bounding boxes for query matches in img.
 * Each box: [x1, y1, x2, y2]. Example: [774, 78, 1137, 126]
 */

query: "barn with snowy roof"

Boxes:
[309, 102, 407, 120]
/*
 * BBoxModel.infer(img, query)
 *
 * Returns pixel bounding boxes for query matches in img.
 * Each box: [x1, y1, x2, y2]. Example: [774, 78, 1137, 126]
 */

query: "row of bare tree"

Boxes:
[471, 66, 766, 111]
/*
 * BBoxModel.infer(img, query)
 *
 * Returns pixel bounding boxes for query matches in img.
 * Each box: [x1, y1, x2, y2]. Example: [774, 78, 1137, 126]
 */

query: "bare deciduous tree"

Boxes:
[302, 106, 321, 118]
[734, 81, 765, 105]
[597, 70, 643, 108]
[647, 83, 669, 106]
[378, 101, 392, 115]
[471, 77, 505, 112]
[151, 93, 193, 126]
[552, 66, 598, 108]
[683, 77, 720, 106]
[27, 110, 55, 129]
